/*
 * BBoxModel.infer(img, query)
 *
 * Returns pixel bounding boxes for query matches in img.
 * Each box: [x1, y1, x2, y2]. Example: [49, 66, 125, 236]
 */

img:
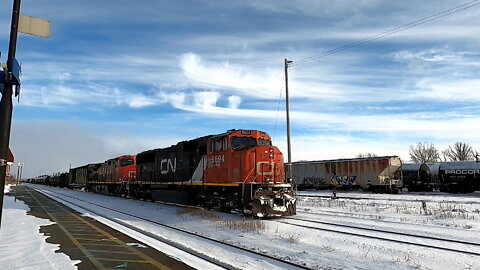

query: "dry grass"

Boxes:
[358, 244, 372, 258]
[216, 219, 266, 232]
[175, 208, 220, 221]
[175, 208, 267, 232]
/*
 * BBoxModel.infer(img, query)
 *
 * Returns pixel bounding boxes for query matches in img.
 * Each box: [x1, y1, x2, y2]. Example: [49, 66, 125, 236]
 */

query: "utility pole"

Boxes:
[284, 59, 293, 181]
[0, 0, 49, 227]
[14, 162, 23, 202]
[0, 0, 22, 228]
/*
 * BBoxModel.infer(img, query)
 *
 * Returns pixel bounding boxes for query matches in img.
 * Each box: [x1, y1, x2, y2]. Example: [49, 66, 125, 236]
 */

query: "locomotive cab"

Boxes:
[204, 130, 285, 184]
[204, 130, 295, 217]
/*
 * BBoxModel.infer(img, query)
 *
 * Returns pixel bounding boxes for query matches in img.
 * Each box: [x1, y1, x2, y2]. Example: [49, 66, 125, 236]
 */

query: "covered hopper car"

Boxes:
[292, 156, 402, 193]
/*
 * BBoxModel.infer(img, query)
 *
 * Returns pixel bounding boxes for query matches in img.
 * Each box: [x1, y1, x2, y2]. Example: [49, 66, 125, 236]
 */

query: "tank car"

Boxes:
[438, 161, 480, 193]
[401, 163, 433, 192]
[292, 156, 402, 193]
[133, 129, 296, 217]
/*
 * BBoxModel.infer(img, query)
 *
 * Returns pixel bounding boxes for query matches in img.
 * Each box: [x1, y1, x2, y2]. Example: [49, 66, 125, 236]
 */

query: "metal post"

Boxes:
[14, 163, 20, 202]
[0, 0, 22, 228]
[284, 59, 293, 181]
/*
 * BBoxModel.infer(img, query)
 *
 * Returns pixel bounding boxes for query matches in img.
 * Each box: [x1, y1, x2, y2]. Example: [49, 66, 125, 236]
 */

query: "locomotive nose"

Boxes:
[255, 146, 284, 183]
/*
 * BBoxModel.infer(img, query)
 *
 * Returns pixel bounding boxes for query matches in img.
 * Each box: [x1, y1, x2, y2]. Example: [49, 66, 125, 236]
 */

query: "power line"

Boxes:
[290, 0, 480, 67]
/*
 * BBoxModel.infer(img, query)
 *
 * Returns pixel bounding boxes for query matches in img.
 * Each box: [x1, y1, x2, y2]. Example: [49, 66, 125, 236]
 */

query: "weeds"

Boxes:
[357, 244, 372, 258]
[323, 244, 336, 252]
[288, 234, 300, 243]
[175, 208, 219, 221]
[216, 219, 266, 232]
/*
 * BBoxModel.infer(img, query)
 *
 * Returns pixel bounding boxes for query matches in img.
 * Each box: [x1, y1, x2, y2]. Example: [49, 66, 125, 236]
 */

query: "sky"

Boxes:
[1, 0, 480, 177]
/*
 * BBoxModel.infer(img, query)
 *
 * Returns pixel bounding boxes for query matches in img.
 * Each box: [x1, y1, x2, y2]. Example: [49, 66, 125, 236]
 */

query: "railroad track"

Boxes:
[295, 208, 454, 232]
[31, 186, 310, 270]
[297, 193, 480, 205]
[276, 216, 480, 257]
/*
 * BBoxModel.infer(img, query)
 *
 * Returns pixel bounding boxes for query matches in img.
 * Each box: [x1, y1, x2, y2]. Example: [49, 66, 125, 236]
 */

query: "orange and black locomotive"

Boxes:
[133, 129, 296, 217]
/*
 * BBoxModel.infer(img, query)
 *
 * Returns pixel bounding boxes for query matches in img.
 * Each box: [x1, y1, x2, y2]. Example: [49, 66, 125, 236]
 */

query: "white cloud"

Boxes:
[414, 78, 480, 102]
[228, 96, 241, 109]
[194, 91, 220, 109]
[180, 52, 283, 99]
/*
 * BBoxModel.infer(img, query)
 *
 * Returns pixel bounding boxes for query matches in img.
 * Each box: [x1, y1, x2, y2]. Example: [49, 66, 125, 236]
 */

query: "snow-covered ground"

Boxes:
[2, 184, 480, 269]
[0, 185, 79, 270]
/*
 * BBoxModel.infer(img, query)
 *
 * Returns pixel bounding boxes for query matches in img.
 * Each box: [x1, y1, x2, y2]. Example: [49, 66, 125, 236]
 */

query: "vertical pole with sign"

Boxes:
[0, 0, 50, 228]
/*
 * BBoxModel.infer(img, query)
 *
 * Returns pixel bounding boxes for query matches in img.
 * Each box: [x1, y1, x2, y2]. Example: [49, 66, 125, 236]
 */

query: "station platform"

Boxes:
[11, 185, 194, 270]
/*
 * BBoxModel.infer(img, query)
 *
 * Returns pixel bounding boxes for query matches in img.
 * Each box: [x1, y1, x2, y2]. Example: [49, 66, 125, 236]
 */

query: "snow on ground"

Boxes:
[0, 185, 79, 270]
[21, 184, 480, 270]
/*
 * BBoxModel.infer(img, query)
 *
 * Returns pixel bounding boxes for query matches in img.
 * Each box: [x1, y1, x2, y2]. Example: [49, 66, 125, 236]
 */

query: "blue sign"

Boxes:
[0, 58, 21, 86]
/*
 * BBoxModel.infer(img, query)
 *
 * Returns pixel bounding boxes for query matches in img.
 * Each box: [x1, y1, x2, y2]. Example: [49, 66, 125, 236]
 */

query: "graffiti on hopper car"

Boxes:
[303, 177, 326, 185]
[330, 175, 357, 186]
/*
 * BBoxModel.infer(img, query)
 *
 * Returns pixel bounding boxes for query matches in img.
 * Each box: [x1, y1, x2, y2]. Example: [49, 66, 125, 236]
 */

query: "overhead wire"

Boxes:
[289, 0, 480, 67]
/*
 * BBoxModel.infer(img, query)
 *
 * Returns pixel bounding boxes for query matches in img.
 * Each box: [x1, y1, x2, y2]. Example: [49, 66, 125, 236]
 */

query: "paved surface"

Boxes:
[12, 186, 195, 270]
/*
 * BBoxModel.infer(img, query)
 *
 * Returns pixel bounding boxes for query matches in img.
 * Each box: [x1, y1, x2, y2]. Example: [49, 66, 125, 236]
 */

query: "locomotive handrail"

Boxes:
[243, 149, 257, 183]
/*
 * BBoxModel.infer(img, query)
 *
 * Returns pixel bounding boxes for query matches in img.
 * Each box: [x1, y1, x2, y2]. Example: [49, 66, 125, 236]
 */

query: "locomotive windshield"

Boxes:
[120, 159, 134, 167]
[258, 139, 272, 146]
[232, 137, 257, 150]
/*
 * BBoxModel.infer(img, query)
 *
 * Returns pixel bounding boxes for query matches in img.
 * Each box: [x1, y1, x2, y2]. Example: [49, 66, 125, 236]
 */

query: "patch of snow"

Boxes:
[0, 185, 79, 270]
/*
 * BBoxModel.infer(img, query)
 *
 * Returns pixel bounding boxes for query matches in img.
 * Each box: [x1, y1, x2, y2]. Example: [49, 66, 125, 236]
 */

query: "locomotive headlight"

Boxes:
[269, 153, 274, 159]
[269, 148, 274, 153]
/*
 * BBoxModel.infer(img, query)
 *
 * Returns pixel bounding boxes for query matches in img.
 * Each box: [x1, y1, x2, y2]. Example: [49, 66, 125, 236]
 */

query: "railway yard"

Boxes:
[2, 184, 479, 269]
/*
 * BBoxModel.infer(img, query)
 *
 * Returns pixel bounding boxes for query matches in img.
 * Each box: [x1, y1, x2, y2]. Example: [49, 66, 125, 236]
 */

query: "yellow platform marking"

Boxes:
[26, 188, 172, 270]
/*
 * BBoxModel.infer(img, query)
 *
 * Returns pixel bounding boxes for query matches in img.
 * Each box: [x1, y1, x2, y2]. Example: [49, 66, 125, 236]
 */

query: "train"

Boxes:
[438, 161, 480, 193]
[41, 129, 297, 217]
[292, 156, 402, 193]
[401, 161, 480, 193]
[401, 163, 434, 192]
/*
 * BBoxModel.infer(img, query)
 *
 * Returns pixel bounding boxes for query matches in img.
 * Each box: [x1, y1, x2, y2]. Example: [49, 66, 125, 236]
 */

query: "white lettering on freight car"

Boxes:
[445, 169, 480, 175]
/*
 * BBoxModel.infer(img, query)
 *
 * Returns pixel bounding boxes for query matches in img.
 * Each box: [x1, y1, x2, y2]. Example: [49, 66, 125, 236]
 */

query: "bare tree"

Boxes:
[355, 153, 378, 158]
[409, 142, 440, 163]
[442, 142, 475, 161]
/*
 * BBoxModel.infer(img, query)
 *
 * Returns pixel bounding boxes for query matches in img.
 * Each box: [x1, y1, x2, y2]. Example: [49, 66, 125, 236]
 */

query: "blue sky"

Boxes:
[1, 0, 480, 177]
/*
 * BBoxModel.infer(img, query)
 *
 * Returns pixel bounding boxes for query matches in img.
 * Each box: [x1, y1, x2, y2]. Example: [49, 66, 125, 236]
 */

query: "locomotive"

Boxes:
[67, 129, 296, 217]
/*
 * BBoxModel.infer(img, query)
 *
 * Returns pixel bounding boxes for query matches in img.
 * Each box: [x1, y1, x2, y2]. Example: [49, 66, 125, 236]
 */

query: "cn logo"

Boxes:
[160, 158, 176, 174]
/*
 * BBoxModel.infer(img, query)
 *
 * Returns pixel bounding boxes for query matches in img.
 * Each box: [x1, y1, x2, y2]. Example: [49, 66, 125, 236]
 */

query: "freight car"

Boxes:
[68, 163, 102, 189]
[401, 163, 433, 192]
[48, 172, 69, 188]
[292, 156, 402, 193]
[438, 161, 480, 193]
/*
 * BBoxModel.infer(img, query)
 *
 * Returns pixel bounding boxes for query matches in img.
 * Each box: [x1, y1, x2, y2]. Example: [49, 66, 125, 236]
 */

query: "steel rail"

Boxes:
[276, 218, 480, 257]
[33, 186, 310, 270]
